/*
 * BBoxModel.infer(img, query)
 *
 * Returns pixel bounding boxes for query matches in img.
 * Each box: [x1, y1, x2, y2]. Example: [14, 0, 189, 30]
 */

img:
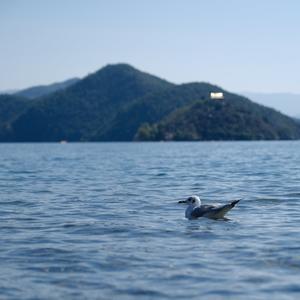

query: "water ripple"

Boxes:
[0, 141, 300, 299]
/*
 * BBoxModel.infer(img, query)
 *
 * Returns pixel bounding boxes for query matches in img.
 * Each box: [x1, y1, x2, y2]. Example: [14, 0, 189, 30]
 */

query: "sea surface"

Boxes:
[1, 142, 300, 300]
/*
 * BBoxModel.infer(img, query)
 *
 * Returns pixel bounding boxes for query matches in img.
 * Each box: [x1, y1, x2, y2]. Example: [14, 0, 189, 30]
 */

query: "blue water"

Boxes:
[1, 142, 300, 299]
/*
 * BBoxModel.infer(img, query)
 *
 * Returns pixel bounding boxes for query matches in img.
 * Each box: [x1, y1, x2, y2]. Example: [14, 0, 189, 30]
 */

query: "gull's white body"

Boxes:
[185, 199, 200, 219]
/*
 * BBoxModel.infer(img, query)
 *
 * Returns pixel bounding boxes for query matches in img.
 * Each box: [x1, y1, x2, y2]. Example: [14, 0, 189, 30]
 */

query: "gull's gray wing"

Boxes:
[190, 204, 217, 218]
[191, 200, 240, 219]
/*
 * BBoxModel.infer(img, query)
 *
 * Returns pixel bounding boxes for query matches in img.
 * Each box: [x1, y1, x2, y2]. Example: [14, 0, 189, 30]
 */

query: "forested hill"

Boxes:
[135, 97, 300, 141]
[0, 64, 300, 142]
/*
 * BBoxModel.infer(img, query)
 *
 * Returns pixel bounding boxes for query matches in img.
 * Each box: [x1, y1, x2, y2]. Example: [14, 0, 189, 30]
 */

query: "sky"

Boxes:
[1, 0, 300, 96]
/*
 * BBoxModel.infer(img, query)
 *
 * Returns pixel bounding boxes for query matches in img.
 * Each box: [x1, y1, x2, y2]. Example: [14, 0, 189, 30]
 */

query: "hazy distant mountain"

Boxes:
[0, 64, 299, 142]
[14, 78, 80, 99]
[242, 92, 300, 118]
[0, 89, 19, 95]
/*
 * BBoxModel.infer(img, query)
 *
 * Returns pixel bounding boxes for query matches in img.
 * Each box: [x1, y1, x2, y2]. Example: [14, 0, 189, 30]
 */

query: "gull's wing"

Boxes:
[190, 204, 217, 218]
[191, 200, 240, 219]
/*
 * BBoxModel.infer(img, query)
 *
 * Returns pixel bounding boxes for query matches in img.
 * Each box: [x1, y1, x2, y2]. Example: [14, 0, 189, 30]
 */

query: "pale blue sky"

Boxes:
[1, 0, 300, 93]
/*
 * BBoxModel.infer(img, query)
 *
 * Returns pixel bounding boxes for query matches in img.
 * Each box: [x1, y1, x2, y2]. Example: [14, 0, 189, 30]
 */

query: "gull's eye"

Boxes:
[192, 199, 195, 203]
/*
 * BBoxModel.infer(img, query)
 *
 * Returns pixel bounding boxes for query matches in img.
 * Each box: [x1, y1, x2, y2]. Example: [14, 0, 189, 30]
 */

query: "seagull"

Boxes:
[178, 195, 240, 220]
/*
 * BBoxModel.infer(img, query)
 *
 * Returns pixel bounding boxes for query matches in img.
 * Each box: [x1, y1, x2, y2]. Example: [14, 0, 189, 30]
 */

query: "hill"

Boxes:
[99, 82, 224, 141]
[9, 64, 173, 141]
[0, 94, 30, 141]
[0, 64, 300, 142]
[14, 78, 80, 99]
[135, 96, 300, 141]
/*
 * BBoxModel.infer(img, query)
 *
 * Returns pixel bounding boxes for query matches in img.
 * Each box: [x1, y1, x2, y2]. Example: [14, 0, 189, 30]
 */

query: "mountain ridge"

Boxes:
[0, 64, 299, 142]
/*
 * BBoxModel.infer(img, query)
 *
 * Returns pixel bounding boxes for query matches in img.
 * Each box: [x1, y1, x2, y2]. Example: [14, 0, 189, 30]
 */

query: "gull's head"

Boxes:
[178, 195, 201, 207]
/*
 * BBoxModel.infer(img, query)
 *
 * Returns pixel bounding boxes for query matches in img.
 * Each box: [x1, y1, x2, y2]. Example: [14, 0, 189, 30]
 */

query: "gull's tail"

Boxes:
[230, 199, 241, 208]
[203, 199, 241, 219]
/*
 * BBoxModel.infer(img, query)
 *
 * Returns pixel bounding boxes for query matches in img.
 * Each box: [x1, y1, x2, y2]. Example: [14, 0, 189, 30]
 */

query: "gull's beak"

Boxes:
[178, 200, 187, 204]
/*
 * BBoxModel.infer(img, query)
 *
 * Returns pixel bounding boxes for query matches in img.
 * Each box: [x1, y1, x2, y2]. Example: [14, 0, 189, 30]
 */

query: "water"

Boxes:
[1, 142, 300, 300]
